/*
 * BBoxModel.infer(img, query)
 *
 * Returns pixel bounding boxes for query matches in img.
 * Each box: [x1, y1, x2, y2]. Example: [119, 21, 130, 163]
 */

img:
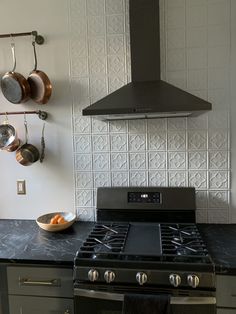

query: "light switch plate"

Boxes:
[17, 180, 26, 195]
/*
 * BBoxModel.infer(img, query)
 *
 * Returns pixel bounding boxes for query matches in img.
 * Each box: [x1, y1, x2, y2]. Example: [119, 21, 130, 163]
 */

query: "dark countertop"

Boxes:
[198, 224, 236, 275]
[0, 220, 235, 275]
[0, 219, 93, 266]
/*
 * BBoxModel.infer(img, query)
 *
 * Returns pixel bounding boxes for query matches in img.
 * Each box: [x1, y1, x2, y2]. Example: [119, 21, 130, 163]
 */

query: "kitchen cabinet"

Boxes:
[8, 296, 73, 314]
[216, 275, 236, 313]
[0, 265, 9, 314]
[7, 265, 74, 314]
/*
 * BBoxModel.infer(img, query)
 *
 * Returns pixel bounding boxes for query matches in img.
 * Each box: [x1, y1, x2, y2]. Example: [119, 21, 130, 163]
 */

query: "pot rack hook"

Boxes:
[38, 110, 47, 120]
[31, 31, 44, 45]
[10, 33, 14, 44]
[3, 112, 9, 124]
[24, 112, 27, 124]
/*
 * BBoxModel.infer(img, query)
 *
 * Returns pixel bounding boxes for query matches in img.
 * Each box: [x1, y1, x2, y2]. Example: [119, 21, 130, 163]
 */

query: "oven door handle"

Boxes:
[74, 288, 216, 305]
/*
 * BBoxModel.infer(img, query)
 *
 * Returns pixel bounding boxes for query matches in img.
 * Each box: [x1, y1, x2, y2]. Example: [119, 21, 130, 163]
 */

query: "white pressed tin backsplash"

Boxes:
[69, 0, 231, 223]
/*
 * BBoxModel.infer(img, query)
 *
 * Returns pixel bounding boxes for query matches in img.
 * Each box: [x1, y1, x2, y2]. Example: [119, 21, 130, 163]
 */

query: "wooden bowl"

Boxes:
[36, 212, 76, 232]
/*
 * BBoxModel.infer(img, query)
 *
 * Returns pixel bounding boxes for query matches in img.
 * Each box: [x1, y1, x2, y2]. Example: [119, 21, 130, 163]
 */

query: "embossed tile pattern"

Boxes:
[69, 0, 231, 222]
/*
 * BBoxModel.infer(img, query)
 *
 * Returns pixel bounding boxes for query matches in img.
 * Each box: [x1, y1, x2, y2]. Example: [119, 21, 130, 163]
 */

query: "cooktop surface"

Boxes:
[75, 222, 213, 270]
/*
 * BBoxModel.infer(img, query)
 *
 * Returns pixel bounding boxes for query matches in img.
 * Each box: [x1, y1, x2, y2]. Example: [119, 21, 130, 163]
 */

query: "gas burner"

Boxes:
[161, 224, 208, 257]
[78, 223, 129, 259]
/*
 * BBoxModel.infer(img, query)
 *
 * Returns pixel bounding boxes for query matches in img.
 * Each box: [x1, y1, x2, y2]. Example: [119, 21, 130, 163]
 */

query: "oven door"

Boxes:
[74, 288, 216, 314]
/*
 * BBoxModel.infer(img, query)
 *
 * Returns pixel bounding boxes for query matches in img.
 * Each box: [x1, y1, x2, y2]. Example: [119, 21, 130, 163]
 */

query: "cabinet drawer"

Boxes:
[217, 310, 236, 314]
[7, 266, 73, 298]
[9, 295, 74, 314]
[216, 275, 236, 308]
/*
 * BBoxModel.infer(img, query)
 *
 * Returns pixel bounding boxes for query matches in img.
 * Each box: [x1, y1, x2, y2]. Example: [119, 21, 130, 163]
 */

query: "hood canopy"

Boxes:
[82, 0, 211, 120]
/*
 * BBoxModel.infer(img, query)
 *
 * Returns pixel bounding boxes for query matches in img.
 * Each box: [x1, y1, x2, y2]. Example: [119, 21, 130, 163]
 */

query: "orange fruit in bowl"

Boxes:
[50, 217, 58, 224]
[57, 216, 66, 224]
[49, 214, 67, 225]
[54, 214, 61, 220]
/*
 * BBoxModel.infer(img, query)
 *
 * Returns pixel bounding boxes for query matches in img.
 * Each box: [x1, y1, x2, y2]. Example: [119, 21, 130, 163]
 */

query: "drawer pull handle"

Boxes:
[232, 294, 236, 297]
[19, 278, 61, 287]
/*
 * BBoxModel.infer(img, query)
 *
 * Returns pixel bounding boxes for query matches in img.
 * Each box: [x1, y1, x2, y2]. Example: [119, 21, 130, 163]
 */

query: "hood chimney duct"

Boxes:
[130, 0, 160, 81]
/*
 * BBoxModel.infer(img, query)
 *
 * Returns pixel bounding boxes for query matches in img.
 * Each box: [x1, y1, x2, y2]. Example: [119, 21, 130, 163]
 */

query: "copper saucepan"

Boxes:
[1, 43, 30, 104]
[27, 40, 52, 104]
[16, 118, 39, 166]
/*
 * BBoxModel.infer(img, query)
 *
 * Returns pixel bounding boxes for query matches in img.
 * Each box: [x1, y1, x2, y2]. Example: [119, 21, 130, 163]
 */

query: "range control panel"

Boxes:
[128, 192, 161, 204]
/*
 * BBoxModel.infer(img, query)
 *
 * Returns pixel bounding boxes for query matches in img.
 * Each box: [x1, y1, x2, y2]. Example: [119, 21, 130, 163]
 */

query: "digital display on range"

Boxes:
[128, 192, 161, 203]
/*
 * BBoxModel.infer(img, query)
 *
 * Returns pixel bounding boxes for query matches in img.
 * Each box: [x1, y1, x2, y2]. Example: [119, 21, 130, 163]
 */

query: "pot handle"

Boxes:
[24, 115, 29, 144]
[40, 123, 45, 163]
[32, 39, 38, 71]
[10, 42, 16, 72]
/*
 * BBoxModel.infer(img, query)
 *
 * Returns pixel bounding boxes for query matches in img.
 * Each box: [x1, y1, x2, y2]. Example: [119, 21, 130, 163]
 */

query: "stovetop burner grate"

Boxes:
[161, 224, 208, 256]
[76, 222, 212, 267]
[79, 223, 129, 256]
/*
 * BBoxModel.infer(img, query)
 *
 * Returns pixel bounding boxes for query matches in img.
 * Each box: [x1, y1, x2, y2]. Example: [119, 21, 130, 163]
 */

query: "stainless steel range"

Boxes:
[74, 187, 216, 314]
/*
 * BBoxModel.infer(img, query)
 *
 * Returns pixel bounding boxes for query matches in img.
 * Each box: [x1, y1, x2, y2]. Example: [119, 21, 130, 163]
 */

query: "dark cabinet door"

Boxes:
[9, 296, 74, 314]
[0, 266, 9, 314]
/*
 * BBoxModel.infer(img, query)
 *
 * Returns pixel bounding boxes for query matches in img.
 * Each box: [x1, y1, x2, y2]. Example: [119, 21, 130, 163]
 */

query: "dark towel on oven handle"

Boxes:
[122, 294, 172, 314]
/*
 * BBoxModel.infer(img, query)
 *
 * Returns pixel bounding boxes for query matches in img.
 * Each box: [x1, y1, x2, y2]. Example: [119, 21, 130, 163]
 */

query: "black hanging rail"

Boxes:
[0, 110, 47, 120]
[0, 31, 44, 45]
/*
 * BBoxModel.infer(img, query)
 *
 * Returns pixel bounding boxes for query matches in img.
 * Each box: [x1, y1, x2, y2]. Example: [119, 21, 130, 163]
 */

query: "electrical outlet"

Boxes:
[17, 180, 26, 195]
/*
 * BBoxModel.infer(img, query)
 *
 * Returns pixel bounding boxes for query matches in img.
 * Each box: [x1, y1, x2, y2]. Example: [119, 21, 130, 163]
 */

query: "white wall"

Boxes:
[0, 0, 234, 223]
[69, 0, 232, 223]
[0, 0, 74, 219]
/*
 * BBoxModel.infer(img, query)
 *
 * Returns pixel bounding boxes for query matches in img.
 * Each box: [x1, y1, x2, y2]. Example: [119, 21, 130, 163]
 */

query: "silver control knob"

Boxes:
[136, 272, 148, 285]
[104, 270, 115, 283]
[88, 269, 99, 282]
[187, 274, 200, 288]
[169, 273, 181, 287]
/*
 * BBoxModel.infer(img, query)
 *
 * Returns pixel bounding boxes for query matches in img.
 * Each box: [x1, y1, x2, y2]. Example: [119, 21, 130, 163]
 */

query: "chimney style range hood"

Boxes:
[82, 0, 211, 120]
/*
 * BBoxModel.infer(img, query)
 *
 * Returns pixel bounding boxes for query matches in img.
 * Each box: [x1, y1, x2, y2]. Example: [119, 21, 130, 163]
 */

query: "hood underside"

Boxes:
[82, 0, 211, 120]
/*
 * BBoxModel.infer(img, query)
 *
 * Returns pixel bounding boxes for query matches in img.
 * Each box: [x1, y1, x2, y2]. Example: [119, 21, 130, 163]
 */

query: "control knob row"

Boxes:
[88, 269, 147, 285]
[88, 269, 115, 283]
[169, 273, 200, 288]
[88, 270, 199, 288]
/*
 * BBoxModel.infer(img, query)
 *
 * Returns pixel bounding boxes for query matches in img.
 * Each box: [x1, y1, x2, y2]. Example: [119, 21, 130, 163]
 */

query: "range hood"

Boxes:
[82, 0, 211, 120]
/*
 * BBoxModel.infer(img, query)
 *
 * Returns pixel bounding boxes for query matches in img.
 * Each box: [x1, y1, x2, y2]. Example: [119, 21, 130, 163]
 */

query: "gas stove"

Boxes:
[74, 187, 215, 291]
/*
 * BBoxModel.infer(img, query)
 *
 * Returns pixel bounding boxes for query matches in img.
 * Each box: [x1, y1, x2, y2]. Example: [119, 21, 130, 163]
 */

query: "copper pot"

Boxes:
[16, 119, 39, 166]
[27, 41, 52, 104]
[16, 143, 39, 166]
[1, 43, 30, 104]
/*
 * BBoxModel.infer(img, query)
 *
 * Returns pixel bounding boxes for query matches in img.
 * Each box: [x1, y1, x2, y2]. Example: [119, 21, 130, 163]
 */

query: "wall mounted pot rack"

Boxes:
[0, 110, 47, 120]
[0, 31, 44, 45]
